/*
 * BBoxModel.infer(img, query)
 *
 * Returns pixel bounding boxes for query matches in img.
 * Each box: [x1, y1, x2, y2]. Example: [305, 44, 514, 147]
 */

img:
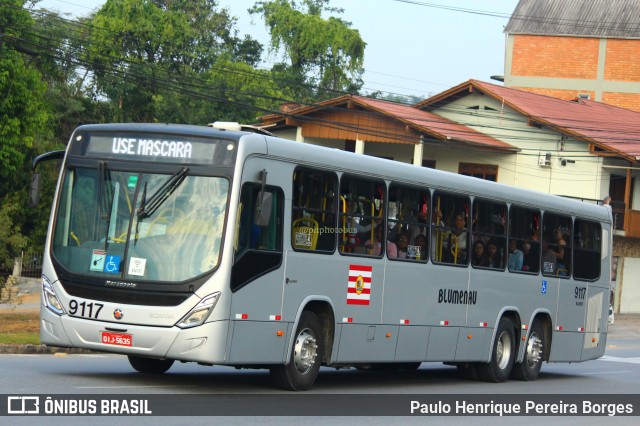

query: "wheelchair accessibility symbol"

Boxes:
[103, 255, 121, 273]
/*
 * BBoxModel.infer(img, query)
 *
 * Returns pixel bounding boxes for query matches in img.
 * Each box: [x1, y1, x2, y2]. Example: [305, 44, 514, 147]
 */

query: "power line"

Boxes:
[10, 4, 640, 179]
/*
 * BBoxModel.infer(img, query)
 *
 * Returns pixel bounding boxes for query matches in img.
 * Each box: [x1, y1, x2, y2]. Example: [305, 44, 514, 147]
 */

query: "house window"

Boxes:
[459, 163, 498, 182]
[422, 159, 436, 169]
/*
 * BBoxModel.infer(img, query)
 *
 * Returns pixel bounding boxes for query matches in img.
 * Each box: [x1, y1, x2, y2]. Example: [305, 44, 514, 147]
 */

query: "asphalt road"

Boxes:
[1, 282, 639, 425]
[2, 320, 640, 425]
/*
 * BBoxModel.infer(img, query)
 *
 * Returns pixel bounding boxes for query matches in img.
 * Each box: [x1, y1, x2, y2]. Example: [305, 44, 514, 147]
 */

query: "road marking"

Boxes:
[599, 355, 640, 365]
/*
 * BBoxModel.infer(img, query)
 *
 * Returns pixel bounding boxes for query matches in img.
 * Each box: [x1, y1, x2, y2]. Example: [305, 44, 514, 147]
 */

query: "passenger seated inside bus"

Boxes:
[393, 232, 410, 258]
[552, 228, 568, 275]
[507, 239, 524, 271]
[485, 239, 503, 269]
[521, 239, 539, 272]
[471, 240, 490, 267]
[365, 225, 397, 257]
[412, 234, 428, 260]
[541, 242, 557, 275]
[342, 198, 380, 254]
[442, 213, 467, 263]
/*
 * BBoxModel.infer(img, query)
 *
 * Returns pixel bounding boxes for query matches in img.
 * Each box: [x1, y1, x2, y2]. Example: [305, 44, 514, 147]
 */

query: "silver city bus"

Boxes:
[34, 123, 611, 390]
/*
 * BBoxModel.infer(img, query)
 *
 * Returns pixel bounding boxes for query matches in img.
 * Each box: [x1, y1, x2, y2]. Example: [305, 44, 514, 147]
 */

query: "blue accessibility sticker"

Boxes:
[103, 255, 121, 273]
[541, 280, 547, 294]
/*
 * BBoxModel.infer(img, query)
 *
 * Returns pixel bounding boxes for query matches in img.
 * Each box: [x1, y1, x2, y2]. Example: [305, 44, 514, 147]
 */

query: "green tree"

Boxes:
[0, 197, 29, 271]
[0, 0, 55, 267]
[0, 1, 51, 194]
[29, 10, 114, 140]
[87, 0, 266, 122]
[250, 0, 366, 100]
[153, 59, 285, 124]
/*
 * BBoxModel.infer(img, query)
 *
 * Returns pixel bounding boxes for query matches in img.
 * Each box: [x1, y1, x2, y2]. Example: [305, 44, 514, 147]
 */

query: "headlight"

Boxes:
[177, 292, 220, 329]
[42, 274, 65, 315]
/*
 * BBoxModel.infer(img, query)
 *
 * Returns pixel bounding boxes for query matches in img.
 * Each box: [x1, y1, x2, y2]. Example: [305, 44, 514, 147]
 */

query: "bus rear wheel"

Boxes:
[128, 355, 174, 374]
[270, 311, 323, 391]
[511, 320, 544, 381]
[477, 317, 515, 382]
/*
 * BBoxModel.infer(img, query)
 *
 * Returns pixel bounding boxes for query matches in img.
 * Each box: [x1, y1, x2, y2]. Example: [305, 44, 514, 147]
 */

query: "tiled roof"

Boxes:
[260, 95, 516, 151]
[473, 81, 640, 159]
[504, 0, 640, 39]
[353, 96, 515, 150]
[417, 80, 640, 161]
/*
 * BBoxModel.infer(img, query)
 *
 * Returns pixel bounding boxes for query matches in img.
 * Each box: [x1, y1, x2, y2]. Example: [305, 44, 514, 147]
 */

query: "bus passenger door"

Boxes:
[228, 160, 288, 365]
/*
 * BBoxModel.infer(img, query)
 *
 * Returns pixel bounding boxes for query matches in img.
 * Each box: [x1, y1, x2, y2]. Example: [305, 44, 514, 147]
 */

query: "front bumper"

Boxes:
[40, 307, 230, 363]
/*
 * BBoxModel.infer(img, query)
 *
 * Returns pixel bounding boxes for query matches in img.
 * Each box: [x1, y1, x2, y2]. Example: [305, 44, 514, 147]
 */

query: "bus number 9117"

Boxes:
[69, 300, 104, 319]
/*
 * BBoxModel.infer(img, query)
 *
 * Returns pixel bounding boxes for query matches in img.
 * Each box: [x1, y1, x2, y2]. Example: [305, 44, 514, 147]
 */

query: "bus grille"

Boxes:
[60, 280, 191, 307]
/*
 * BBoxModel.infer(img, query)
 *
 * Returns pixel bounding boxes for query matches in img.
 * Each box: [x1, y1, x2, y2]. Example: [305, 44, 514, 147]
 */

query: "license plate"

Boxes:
[101, 331, 132, 347]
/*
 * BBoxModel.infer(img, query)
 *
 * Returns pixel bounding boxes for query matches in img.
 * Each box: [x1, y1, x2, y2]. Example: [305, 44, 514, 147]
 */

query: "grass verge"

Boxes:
[0, 311, 40, 344]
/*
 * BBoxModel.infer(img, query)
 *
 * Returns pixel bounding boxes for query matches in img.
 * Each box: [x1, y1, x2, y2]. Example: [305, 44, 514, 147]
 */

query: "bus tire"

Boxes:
[511, 320, 544, 381]
[270, 311, 322, 391]
[477, 317, 515, 383]
[127, 355, 174, 374]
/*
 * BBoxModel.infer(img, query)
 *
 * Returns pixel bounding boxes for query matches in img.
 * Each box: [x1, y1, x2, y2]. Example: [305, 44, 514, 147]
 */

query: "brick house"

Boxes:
[503, 0, 640, 112]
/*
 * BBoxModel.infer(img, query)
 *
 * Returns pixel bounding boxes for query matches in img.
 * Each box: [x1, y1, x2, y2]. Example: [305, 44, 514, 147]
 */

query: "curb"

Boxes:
[0, 344, 100, 355]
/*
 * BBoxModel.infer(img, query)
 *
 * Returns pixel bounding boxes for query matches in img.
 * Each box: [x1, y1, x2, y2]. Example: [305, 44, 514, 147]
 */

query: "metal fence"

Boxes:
[14, 251, 43, 278]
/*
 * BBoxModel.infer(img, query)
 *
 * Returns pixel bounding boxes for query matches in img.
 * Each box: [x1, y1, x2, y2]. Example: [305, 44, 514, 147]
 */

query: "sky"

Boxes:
[34, 0, 521, 99]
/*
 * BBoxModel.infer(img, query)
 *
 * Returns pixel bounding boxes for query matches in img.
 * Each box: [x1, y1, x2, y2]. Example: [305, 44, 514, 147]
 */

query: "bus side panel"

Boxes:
[556, 279, 588, 335]
[455, 327, 489, 362]
[549, 332, 584, 361]
[550, 277, 588, 362]
[382, 262, 467, 362]
[581, 285, 608, 360]
[425, 327, 459, 361]
[335, 324, 398, 363]
[228, 320, 292, 364]
[381, 262, 431, 326]
[395, 325, 429, 362]
[397, 264, 468, 362]
[283, 252, 386, 362]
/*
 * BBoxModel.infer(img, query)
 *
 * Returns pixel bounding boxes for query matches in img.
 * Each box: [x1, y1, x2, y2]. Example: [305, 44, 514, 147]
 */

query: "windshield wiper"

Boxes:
[136, 167, 189, 220]
[98, 161, 113, 222]
[97, 161, 114, 250]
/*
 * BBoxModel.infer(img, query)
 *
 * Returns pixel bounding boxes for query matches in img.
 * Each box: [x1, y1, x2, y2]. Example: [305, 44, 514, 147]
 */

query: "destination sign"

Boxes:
[74, 133, 236, 166]
[111, 137, 193, 159]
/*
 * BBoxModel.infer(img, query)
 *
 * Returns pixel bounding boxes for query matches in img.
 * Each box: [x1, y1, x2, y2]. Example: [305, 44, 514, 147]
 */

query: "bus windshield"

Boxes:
[52, 166, 229, 282]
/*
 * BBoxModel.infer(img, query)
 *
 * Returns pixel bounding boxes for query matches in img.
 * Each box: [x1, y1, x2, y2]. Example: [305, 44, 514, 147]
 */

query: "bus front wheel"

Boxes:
[477, 317, 515, 382]
[128, 355, 174, 374]
[270, 311, 323, 391]
[511, 320, 544, 381]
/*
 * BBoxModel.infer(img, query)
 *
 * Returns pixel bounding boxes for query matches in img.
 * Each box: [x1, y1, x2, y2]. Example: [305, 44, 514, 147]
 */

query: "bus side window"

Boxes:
[232, 183, 283, 291]
[573, 219, 601, 281]
[338, 176, 386, 256]
[431, 191, 469, 265]
[291, 168, 337, 253]
[542, 213, 572, 277]
[508, 206, 540, 274]
[471, 199, 507, 270]
[235, 183, 283, 258]
[387, 184, 429, 261]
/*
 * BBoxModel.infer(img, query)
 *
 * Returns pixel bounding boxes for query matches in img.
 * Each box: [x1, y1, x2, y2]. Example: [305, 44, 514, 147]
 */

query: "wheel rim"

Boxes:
[496, 330, 512, 370]
[293, 328, 318, 374]
[525, 332, 543, 369]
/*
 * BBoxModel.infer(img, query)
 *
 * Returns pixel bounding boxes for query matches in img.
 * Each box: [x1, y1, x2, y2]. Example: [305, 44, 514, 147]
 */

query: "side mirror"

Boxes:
[28, 173, 42, 207]
[254, 191, 273, 226]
